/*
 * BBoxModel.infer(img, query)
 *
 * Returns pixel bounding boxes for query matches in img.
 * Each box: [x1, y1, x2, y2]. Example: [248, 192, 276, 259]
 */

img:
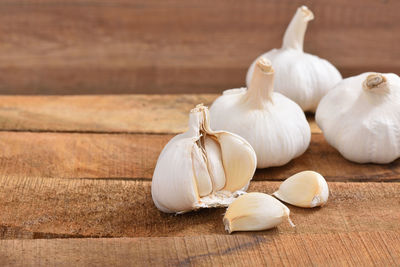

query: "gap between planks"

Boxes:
[0, 131, 399, 182]
[0, 94, 320, 134]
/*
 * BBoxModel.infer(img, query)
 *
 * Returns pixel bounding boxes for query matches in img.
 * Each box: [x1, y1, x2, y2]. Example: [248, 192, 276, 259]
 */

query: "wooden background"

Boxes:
[0, 0, 399, 95]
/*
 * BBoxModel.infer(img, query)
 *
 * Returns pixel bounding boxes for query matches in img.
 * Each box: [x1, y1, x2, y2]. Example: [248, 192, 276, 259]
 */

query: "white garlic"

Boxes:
[316, 72, 400, 164]
[151, 104, 257, 213]
[210, 58, 311, 168]
[273, 171, 329, 208]
[246, 6, 342, 112]
[223, 192, 294, 233]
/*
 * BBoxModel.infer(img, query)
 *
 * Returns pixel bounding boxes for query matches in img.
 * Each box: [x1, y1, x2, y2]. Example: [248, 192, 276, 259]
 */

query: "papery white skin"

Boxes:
[151, 105, 257, 213]
[246, 6, 342, 112]
[210, 58, 311, 168]
[223, 192, 293, 233]
[316, 72, 400, 164]
[273, 171, 329, 208]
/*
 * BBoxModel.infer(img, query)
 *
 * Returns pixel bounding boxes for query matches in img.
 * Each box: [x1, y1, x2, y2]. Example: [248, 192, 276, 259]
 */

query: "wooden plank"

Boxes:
[0, 177, 398, 238]
[0, 95, 320, 134]
[1, 131, 398, 182]
[0, 0, 399, 94]
[0, 232, 399, 266]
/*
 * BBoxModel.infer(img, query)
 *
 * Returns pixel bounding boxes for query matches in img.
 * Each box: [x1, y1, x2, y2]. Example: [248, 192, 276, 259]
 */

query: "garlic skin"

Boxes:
[316, 72, 400, 164]
[223, 192, 293, 233]
[210, 58, 311, 168]
[273, 171, 329, 208]
[151, 105, 257, 213]
[246, 6, 342, 112]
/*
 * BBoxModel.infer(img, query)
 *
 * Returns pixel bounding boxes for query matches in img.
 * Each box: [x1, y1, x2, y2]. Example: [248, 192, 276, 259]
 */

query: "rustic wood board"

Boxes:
[1, 232, 399, 266]
[0, 95, 320, 134]
[0, 94, 399, 265]
[0, 131, 398, 182]
[0, 178, 398, 239]
[0, 0, 399, 94]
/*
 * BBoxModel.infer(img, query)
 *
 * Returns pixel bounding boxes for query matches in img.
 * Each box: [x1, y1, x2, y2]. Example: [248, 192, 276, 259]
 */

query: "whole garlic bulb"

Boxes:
[246, 6, 342, 112]
[151, 104, 257, 213]
[223, 192, 293, 233]
[316, 72, 400, 164]
[210, 58, 311, 168]
[273, 171, 329, 208]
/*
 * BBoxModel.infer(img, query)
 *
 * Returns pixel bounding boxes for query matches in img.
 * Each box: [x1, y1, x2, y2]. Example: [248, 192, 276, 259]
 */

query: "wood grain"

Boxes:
[0, 177, 398, 238]
[0, 0, 399, 94]
[1, 131, 398, 182]
[0, 94, 320, 134]
[0, 232, 399, 266]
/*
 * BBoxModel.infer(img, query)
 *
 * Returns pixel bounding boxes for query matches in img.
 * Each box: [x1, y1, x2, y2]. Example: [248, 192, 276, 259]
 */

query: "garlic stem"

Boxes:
[282, 6, 314, 51]
[246, 58, 275, 108]
[363, 73, 389, 93]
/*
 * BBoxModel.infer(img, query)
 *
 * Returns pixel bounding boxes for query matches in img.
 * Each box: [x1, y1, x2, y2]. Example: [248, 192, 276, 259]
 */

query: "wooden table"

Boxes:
[0, 94, 399, 266]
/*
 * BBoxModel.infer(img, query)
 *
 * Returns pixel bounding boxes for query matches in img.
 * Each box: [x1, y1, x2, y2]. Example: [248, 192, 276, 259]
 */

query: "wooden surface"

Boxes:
[1, 232, 399, 266]
[0, 0, 399, 95]
[0, 94, 399, 266]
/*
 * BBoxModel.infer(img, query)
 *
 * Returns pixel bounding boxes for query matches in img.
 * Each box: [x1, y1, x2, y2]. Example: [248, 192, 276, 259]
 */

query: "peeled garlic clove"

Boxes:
[151, 104, 257, 213]
[210, 57, 311, 168]
[223, 192, 293, 233]
[316, 72, 400, 164]
[273, 171, 329, 208]
[246, 6, 342, 112]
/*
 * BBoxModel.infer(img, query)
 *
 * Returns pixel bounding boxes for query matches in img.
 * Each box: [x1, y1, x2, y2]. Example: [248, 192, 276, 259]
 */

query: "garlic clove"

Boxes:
[192, 144, 213, 197]
[204, 137, 226, 191]
[217, 133, 257, 192]
[273, 171, 329, 208]
[152, 104, 257, 213]
[223, 192, 293, 233]
[152, 138, 201, 213]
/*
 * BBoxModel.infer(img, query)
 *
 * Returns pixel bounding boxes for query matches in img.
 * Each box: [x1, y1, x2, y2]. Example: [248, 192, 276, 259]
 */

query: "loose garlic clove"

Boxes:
[151, 104, 257, 213]
[316, 72, 400, 164]
[246, 6, 342, 112]
[210, 58, 311, 168]
[223, 192, 293, 233]
[273, 171, 329, 208]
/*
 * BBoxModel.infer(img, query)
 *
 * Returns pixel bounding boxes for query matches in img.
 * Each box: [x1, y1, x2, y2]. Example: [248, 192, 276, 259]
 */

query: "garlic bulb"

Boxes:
[223, 192, 294, 233]
[151, 104, 257, 213]
[210, 58, 311, 168]
[246, 6, 342, 112]
[273, 171, 329, 208]
[316, 72, 400, 164]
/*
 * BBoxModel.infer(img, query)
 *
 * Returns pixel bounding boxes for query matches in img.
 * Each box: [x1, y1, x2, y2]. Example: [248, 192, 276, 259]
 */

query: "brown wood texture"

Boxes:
[0, 0, 399, 94]
[0, 95, 320, 134]
[1, 131, 399, 182]
[0, 178, 399, 238]
[1, 232, 399, 266]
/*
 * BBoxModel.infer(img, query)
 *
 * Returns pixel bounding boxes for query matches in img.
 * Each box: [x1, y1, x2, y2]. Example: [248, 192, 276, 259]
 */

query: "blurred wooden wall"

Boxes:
[0, 0, 399, 95]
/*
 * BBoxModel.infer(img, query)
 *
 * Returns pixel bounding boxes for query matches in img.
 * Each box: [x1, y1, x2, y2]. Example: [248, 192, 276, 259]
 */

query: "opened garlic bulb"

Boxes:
[246, 6, 342, 112]
[151, 104, 257, 213]
[223, 192, 293, 233]
[316, 72, 400, 164]
[210, 58, 310, 168]
[273, 171, 329, 208]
